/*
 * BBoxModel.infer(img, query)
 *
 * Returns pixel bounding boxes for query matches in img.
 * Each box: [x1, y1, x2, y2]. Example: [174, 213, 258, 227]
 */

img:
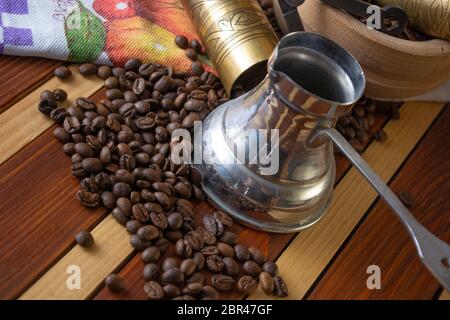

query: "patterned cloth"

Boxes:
[0, 0, 201, 70]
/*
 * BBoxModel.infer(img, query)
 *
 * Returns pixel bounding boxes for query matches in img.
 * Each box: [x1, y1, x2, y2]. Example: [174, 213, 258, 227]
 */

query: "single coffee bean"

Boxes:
[105, 274, 124, 293]
[262, 261, 278, 276]
[75, 230, 94, 248]
[82, 157, 103, 173]
[132, 203, 150, 223]
[130, 234, 152, 251]
[162, 257, 180, 272]
[112, 207, 128, 226]
[176, 239, 192, 258]
[206, 255, 224, 273]
[154, 76, 172, 94]
[181, 112, 201, 129]
[190, 39, 203, 53]
[185, 48, 197, 61]
[101, 191, 116, 209]
[76, 189, 99, 207]
[105, 76, 119, 89]
[399, 191, 415, 208]
[249, 246, 267, 265]
[124, 58, 142, 71]
[273, 276, 288, 297]
[259, 272, 274, 294]
[186, 272, 205, 286]
[40, 90, 56, 101]
[234, 244, 250, 261]
[38, 98, 58, 116]
[180, 258, 197, 276]
[50, 108, 69, 124]
[223, 257, 239, 277]
[53, 88, 68, 102]
[53, 127, 71, 143]
[175, 35, 189, 49]
[137, 225, 159, 241]
[217, 242, 235, 257]
[144, 281, 164, 300]
[97, 65, 112, 79]
[126, 220, 142, 234]
[167, 212, 183, 230]
[201, 285, 219, 300]
[220, 231, 237, 246]
[213, 211, 233, 228]
[106, 88, 124, 100]
[182, 283, 203, 295]
[143, 263, 160, 282]
[155, 238, 170, 253]
[238, 275, 258, 295]
[211, 275, 235, 292]
[203, 214, 224, 236]
[79, 63, 98, 75]
[116, 197, 132, 216]
[161, 268, 185, 285]
[184, 230, 204, 251]
[113, 182, 132, 198]
[243, 260, 262, 277]
[63, 143, 76, 156]
[63, 116, 82, 134]
[163, 284, 181, 299]
[150, 212, 168, 230]
[192, 252, 205, 270]
[201, 245, 219, 256]
[141, 246, 161, 263]
[54, 66, 72, 78]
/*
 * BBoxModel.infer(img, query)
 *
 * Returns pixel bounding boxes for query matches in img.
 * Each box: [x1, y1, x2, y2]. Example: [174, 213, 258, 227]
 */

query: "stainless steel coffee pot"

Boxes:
[195, 32, 450, 291]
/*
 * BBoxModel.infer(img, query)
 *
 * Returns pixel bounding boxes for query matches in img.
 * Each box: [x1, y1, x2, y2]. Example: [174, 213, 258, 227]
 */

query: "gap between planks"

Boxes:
[0, 65, 104, 165]
[249, 101, 445, 300]
[19, 101, 444, 300]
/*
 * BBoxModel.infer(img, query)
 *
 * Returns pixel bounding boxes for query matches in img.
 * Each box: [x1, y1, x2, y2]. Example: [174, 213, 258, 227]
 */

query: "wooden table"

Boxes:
[0, 56, 448, 300]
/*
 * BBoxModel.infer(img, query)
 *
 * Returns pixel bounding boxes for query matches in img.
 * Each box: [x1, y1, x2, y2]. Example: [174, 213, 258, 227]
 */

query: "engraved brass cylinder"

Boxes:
[181, 0, 279, 93]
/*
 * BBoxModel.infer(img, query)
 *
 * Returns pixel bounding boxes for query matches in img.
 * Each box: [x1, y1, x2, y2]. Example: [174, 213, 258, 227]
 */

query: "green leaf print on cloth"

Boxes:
[65, 1, 106, 63]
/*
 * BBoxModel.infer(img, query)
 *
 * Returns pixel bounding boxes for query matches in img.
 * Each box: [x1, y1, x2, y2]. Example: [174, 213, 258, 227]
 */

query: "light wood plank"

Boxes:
[439, 290, 450, 300]
[20, 215, 133, 300]
[19, 101, 444, 300]
[0, 65, 104, 165]
[249, 102, 445, 300]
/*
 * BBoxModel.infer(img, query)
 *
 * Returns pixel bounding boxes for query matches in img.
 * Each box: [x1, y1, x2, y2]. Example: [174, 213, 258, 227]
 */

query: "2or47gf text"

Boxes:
[177, 304, 273, 318]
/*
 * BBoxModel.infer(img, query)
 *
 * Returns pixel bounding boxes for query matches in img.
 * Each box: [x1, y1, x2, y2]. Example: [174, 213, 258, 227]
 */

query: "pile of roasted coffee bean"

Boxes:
[40, 57, 288, 300]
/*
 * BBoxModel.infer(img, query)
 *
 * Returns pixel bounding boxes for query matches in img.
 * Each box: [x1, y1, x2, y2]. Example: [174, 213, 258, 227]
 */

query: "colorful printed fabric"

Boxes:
[0, 0, 200, 70]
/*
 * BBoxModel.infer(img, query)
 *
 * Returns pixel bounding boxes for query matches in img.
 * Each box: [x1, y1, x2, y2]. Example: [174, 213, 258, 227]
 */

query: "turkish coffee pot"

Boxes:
[194, 32, 450, 291]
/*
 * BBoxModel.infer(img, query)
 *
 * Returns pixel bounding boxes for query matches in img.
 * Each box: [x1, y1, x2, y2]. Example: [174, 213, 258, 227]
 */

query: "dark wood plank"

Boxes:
[94, 105, 392, 300]
[308, 105, 450, 300]
[0, 56, 61, 112]
[0, 89, 106, 299]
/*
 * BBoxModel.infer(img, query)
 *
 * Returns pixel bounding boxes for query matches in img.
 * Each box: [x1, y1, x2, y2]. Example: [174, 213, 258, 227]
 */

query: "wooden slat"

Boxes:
[440, 290, 450, 300]
[308, 106, 450, 299]
[0, 65, 104, 165]
[249, 101, 445, 300]
[20, 216, 134, 300]
[0, 56, 61, 113]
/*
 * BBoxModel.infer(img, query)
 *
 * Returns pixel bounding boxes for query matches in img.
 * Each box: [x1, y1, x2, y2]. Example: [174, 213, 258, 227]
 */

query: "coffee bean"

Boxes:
[126, 220, 142, 234]
[192, 252, 206, 271]
[234, 244, 250, 261]
[249, 246, 267, 265]
[175, 35, 189, 49]
[150, 212, 168, 230]
[54, 66, 72, 78]
[223, 257, 240, 277]
[155, 238, 170, 253]
[206, 254, 224, 273]
[273, 276, 288, 297]
[184, 230, 204, 251]
[161, 268, 185, 285]
[243, 260, 262, 277]
[113, 182, 132, 198]
[38, 99, 58, 116]
[53, 88, 68, 102]
[186, 272, 205, 286]
[76, 189, 99, 207]
[53, 127, 71, 143]
[40, 90, 56, 101]
[191, 61, 205, 76]
[176, 239, 192, 258]
[98, 65, 112, 79]
[75, 230, 94, 248]
[79, 63, 98, 76]
[203, 214, 224, 236]
[184, 98, 206, 112]
[200, 245, 219, 256]
[130, 234, 152, 251]
[181, 112, 201, 129]
[141, 246, 161, 263]
[168, 212, 183, 230]
[112, 207, 128, 226]
[82, 157, 103, 173]
[217, 242, 235, 257]
[190, 39, 203, 53]
[50, 108, 69, 124]
[163, 284, 181, 299]
[238, 275, 258, 295]
[262, 261, 278, 276]
[399, 191, 415, 208]
[185, 48, 197, 61]
[259, 272, 274, 294]
[180, 259, 197, 276]
[132, 203, 150, 223]
[374, 130, 387, 142]
[211, 275, 235, 291]
[105, 274, 124, 293]
[202, 285, 219, 300]
[220, 231, 237, 246]
[106, 88, 124, 100]
[101, 191, 116, 209]
[213, 211, 233, 228]
[144, 281, 164, 300]
[183, 283, 203, 295]
[162, 257, 180, 272]
[124, 58, 142, 71]
[137, 225, 159, 242]
[154, 76, 172, 94]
